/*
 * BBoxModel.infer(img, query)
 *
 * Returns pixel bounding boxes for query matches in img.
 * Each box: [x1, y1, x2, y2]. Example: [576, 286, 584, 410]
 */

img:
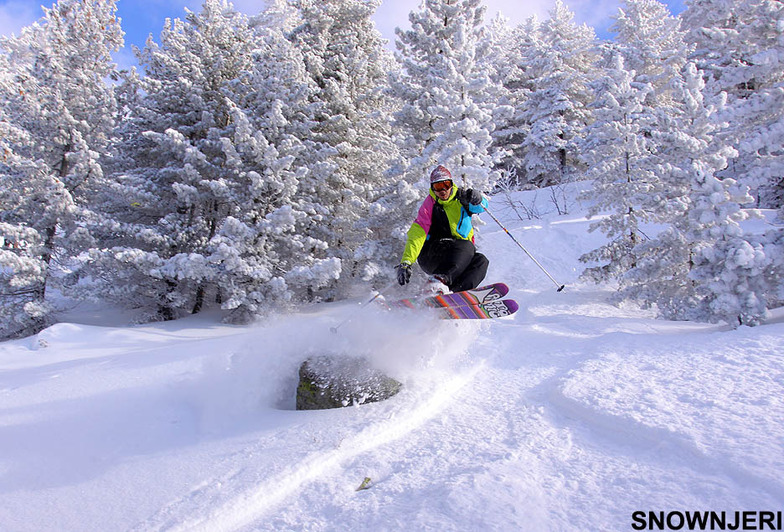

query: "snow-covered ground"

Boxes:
[1, 187, 782, 531]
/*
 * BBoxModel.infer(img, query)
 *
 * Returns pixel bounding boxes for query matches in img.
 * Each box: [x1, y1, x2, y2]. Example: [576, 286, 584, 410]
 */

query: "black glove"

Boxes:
[459, 188, 483, 206]
[396, 262, 412, 285]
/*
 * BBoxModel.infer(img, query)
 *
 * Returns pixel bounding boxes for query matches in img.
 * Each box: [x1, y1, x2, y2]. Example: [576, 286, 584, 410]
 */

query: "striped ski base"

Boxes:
[390, 282, 508, 311]
[387, 283, 518, 320]
[435, 299, 519, 320]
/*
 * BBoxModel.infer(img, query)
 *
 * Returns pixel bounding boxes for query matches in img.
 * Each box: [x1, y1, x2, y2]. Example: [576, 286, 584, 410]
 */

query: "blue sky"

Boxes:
[1, 0, 686, 68]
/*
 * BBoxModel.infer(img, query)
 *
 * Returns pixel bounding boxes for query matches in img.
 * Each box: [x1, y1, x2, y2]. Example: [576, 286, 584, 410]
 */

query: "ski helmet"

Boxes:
[430, 165, 452, 183]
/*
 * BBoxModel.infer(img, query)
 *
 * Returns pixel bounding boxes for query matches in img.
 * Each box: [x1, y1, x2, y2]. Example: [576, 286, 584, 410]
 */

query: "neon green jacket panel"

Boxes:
[401, 186, 474, 265]
[401, 223, 427, 265]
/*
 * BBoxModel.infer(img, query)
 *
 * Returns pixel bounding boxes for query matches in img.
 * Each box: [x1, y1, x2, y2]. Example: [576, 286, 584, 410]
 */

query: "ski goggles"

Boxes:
[431, 180, 453, 192]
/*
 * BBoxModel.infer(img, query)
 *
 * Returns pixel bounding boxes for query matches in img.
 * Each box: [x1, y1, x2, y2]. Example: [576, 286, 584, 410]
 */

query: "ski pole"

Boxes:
[483, 206, 566, 292]
[330, 280, 397, 333]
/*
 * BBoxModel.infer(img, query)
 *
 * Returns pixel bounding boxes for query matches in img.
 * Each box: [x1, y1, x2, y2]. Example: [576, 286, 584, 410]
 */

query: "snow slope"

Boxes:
[1, 187, 782, 532]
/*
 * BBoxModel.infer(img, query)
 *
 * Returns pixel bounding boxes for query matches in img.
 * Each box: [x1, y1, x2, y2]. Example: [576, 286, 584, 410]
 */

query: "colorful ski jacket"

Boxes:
[401, 186, 488, 265]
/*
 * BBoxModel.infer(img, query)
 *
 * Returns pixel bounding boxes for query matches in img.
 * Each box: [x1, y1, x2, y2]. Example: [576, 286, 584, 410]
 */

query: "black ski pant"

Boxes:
[417, 237, 489, 293]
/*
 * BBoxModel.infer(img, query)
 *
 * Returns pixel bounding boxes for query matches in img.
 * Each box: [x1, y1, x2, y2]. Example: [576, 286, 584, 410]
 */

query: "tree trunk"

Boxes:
[35, 225, 57, 301]
[192, 284, 205, 314]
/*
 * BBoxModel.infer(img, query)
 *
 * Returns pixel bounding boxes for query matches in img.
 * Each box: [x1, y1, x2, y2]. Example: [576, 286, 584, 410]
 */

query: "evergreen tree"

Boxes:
[201, 18, 327, 320]
[613, 63, 725, 316]
[679, 0, 784, 323]
[687, 170, 767, 325]
[580, 0, 700, 289]
[519, 0, 598, 187]
[579, 52, 656, 283]
[611, 0, 694, 226]
[612, 0, 689, 106]
[617, 62, 773, 326]
[89, 0, 261, 320]
[287, 0, 400, 297]
[390, 0, 502, 192]
[489, 15, 540, 186]
[682, 0, 784, 210]
[0, 0, 122, 337]
[0, 61, 53, 338]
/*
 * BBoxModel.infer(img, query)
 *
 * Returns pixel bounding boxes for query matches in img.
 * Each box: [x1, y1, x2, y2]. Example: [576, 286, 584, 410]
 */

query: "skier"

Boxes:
[396, 165, 489, 294]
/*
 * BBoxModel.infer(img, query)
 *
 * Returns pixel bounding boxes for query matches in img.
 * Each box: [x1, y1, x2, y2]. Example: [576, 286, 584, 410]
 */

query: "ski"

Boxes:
[384, 283, 517, 320]
[436, 298, 518, 320]
[389, 282, 509, 311]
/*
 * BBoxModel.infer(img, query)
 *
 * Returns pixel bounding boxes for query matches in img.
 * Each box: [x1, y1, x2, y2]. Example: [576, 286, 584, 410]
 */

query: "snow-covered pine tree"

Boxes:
[390, 0, 503, 192]
[580, 0, 701, 289]
[578, 52, 656, 284]
[89, 0, 260, 320]
[615, 59, 773, 327]
[612, 0, 689, 107]
[0, 62, 53, 338]
[519, 0, 598, 188]
[489, 15, 540, 186]
[612, 63, 726, 315]
[609, 0, 693, 225]
[682, 0, 784, 211]
[687, 170, 768, 325]
[0, 0, 122, 338]
[199, 13, 330, 321]
[681, 0, 784, 322]
[286, 0, 399, 298]
[484, 13, 516, 88]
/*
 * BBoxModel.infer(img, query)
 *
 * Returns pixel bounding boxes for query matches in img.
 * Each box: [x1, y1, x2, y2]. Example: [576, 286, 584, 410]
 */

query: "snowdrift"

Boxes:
[1, 187, 782, 531]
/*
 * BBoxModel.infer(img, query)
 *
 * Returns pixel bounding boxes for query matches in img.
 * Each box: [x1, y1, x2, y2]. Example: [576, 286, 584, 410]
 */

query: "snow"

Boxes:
[1, 187, 783, 532]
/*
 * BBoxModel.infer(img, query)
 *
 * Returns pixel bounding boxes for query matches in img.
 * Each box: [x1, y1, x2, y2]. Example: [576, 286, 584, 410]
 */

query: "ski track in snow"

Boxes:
[165, 291, 781, 531]
[230, 283, 784, 531]
[121, 309, 487, 532]
[159, 366, 482, 532]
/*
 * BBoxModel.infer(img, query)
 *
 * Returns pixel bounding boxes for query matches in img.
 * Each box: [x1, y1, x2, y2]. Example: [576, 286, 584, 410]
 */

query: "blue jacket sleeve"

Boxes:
[467, 194, 488, 214]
